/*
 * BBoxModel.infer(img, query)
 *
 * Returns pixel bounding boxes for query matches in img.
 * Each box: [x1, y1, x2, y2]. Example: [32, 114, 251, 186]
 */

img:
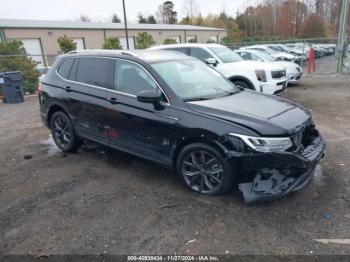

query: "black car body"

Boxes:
[39, 50, 325, 203]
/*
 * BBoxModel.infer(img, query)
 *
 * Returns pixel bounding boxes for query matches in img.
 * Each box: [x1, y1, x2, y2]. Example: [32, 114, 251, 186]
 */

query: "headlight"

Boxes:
[229, 133, 293, 153]
[255, 69, 267, 82]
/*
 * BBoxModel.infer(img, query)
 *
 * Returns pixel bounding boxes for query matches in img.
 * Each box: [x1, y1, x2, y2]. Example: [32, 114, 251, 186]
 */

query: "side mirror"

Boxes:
[137, 89, 162, 108]
[206, 58, 218, 66]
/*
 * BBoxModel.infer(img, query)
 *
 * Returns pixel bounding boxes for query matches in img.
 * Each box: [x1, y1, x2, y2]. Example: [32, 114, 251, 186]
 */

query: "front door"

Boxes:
[105, 59, 174, 165]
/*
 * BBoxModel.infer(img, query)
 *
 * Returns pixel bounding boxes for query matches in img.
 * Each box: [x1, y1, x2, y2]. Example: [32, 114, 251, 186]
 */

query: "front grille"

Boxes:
[296, 67, 301, 72]
[271, 70, 286, 79]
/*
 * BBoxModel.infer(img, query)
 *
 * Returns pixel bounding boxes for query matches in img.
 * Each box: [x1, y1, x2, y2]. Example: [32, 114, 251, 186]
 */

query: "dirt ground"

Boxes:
[0, 60, 350, 255]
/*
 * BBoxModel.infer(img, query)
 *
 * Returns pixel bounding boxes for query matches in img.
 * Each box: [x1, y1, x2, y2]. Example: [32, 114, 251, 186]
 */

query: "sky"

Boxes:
[0, 0, 248, 23]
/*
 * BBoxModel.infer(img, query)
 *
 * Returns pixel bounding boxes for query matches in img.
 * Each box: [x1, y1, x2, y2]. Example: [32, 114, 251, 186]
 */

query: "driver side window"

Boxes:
[114, 59, 168, 103]
[114, 60, 157, 95]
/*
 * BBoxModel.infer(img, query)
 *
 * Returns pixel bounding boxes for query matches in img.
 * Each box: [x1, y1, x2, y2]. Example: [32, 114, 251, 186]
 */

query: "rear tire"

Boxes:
[50, 111, 82, 152]
[176, 143, 236, 195]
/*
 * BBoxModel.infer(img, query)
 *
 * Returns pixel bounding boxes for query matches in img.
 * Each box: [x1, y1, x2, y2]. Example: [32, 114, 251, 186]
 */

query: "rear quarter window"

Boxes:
[57, 58, 75, 79]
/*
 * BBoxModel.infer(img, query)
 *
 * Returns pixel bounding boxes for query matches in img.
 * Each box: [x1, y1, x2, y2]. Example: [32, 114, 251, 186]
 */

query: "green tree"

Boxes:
[136, 32, 155, 49]
[220, 36, 231, 45]
[163, 38, 177, 45]
[0, 40, 40, 94]
[138, 13, 157, 24]
[157, 1, 178, 24]
[111, 14, 121, 23]
[102, 37, 122, 49]
[188, 37, 197, 43]
[206, 39, 216, 43]
[57, 35, 77, 54]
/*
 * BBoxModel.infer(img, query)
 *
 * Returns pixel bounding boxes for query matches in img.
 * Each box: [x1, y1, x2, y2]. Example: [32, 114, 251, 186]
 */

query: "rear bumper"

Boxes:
[231, 134, 326, 203]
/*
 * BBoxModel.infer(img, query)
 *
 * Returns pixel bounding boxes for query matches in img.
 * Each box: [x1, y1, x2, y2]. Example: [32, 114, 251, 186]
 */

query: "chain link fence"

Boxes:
[223, 37, 350, 76]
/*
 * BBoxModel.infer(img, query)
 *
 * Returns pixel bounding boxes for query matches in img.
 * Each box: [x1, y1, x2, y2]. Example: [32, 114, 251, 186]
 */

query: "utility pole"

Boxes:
[122, 0, 129, 50]
[337, 0, 349, 74]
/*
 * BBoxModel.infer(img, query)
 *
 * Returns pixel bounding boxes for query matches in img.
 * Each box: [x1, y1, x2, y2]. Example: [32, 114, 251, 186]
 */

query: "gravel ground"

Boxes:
[0, 59, 350, 255]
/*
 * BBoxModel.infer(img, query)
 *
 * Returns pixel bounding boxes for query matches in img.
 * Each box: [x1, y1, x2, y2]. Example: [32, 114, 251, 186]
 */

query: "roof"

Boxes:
[149, 43, 225, 49]
[0, 18, 226, 31]
[63, 49, 194, 63]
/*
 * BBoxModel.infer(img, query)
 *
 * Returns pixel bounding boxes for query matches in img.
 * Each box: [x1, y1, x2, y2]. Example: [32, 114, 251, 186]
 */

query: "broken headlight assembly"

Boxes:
[229, 133, 293, 153]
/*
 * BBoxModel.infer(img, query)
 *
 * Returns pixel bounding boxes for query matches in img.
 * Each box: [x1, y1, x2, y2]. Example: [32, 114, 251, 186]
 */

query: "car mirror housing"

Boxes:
[137, 89, 162, 106]
[206, 58, 218, 66]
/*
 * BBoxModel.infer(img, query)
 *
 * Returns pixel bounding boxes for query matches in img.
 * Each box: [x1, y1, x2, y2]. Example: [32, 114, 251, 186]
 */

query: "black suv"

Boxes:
[39, 50, 325, 203]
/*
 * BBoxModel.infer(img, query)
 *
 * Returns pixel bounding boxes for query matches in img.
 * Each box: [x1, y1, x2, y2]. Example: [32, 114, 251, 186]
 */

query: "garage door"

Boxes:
[73, 38, 85, 50]
[120, 37, 135, 50]
[19, 39, 44, 67]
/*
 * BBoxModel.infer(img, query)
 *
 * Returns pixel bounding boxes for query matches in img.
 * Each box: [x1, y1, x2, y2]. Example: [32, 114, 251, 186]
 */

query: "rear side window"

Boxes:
[57, 59, 74, 79]
[76, 57, 114, 89]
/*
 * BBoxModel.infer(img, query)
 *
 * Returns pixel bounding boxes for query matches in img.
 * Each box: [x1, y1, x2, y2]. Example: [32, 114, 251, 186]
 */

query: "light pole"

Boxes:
[122, 0, 129, 50]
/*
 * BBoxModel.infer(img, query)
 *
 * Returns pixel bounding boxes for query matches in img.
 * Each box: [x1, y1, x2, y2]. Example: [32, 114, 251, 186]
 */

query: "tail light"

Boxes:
[38, 82, 43, 95]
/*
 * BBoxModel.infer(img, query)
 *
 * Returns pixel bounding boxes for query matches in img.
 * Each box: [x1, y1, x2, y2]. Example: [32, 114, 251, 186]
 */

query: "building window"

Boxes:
[11, 38, 45, 67]
[186, 35, 197, 43]
[210, 35, 218, 43]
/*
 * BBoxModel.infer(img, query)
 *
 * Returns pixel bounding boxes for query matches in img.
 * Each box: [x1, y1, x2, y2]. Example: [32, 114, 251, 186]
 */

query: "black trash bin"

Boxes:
[0, 71, 24, 104]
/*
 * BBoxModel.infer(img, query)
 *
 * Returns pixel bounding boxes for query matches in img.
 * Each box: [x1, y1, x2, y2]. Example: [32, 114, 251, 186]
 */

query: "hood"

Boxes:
[187, 90, 311, 136]
[222, 60, 284, 71]
[273, 61, 300, 71]
[275, 52, 295, 59]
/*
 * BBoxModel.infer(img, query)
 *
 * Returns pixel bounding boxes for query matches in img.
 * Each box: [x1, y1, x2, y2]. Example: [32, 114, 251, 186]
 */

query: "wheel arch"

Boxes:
[228, 76, 256, 90]
[171, 136, 228, 171]
[46, 102, 70, 128]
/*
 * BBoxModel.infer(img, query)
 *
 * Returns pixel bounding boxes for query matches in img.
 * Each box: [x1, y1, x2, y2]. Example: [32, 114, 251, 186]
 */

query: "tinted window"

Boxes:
[76, 57, 113, 88]
[114, 60, 158, 96]
[239, 52, 252, 60]
[190, 47, 213, 62]
[68, 58, 79, 81]
[57, 59, 74, 79]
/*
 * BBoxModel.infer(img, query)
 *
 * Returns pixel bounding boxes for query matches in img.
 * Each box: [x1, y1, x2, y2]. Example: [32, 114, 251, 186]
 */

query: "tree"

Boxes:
[57, 35, 77, 54]
[80, 14, 91, 22]
[138, 13, 157, 24]
[157, 1, 178, 24]
[102, 37, 122, 49]
[111, 14, 121, 23]
[163, 38, 177, 45]
[182, 0, 199, 24]
[300, 15, 328, 38]
[220, 36, 231, 45]
[0, 40, 40, 94]
[136, 32, 155, 49]
[188, 37, 197, 43]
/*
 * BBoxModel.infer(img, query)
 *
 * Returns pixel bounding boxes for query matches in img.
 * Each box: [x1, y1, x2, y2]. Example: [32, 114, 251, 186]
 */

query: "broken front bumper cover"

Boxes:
[237, 135, 326, 203]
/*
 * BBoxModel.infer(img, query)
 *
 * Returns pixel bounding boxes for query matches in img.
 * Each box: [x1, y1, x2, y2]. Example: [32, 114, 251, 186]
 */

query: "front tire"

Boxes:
[176, 143, 236, 195]
[50, 111, 82, 152]
[232, 80, 253, 90]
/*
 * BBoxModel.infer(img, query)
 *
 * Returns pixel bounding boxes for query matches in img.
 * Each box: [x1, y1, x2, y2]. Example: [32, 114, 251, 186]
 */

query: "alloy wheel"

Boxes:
[181, 150, 224, 194]
[53, 116, 71, 148]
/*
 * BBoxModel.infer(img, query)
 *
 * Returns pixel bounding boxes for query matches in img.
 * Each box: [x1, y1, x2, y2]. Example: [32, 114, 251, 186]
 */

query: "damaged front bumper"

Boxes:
[233, 135, 326, 203]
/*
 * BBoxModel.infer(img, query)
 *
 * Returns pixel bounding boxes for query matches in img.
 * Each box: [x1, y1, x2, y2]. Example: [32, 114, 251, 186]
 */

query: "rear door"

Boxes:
[65, 57, 113, 144]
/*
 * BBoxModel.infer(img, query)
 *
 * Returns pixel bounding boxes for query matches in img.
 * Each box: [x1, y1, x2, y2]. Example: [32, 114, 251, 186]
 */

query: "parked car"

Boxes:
[39, 49, 326, 203]
[150, 44, 288, 95]
[236, 49, 303, 85]
[242, 45, 302, 64]
[37, 66, 50, 81]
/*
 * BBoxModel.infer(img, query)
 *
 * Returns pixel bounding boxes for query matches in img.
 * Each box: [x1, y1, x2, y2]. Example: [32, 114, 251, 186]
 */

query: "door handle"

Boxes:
[108, 97, 118, 104]
[65, 86, 72, 92]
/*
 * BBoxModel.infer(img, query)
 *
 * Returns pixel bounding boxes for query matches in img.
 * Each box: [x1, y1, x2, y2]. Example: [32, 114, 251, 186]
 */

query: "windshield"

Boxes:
[268, 46, 284, 52]
[253, 50, 276, 61]
[208, 46, 243, 63]
[151, 59, 239, 101]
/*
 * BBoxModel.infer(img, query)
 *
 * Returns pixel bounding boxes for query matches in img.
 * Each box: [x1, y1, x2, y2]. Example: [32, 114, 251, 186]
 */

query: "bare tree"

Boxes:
[182, 0, 199, 24]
